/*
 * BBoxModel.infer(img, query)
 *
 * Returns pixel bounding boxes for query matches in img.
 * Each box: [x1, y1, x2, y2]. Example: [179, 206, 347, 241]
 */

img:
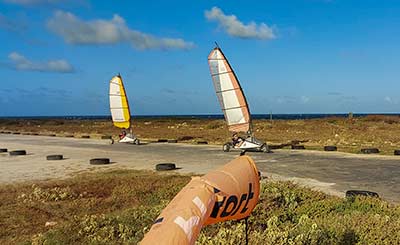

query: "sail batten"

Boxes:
[211, 71, 232, 77]
[109, 75, 131, 129]
[222, 106, 248, 111]
[208, 47, 251, 133]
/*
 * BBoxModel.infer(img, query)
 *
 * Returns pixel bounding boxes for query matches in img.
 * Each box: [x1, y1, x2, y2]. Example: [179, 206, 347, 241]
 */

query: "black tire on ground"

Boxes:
[324, 146, 337, 151]
[292, 145, 305, 150]
[9, 150, 27, 156]
[12, 132, 20, 135]
[168, 139, 178, 143]
[134, 139, 140, 145]
[101, 135, 112, 139]
[269, 144, 284, 150]
[46, 155, 63, 160]
[394, 150, 400, 155]
[360, 148, 379, 154]
[89, 158, 110, 165]
[346, 190, 379, 198]
[223, 143, 231, 152]
[197, 141, 208, 144]
[4, 132, 11, 134]
[81, 135, 90, 139]
[291, 140, 300, 145]
[177, 136, 194, 141]
[157, 139, 168, 143]
[155, 163, 176, 171]
[0, 148, 7, 153]
[32, 133, 39, 136]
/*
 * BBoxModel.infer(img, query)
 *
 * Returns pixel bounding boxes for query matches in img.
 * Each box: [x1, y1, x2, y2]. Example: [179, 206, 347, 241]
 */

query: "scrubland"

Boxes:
[1, 169, 399, 244]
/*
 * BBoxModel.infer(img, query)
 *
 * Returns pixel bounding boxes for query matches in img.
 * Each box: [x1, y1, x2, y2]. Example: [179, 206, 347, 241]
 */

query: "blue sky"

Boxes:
[1, 0, 400, 116]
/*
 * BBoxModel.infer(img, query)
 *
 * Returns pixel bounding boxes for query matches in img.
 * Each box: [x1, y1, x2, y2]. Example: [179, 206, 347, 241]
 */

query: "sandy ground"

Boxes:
[1, 134, 400, 203]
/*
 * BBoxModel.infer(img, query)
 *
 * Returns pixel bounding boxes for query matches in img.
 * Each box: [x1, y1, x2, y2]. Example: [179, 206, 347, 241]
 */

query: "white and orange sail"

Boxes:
[140, 156, 260, 244]
[109, 74, 131, 130]
[208, 46, 251, 133]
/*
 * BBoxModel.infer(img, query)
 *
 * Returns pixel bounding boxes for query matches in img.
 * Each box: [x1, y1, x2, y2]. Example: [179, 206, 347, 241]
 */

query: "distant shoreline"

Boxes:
[1, 113, 400, 120]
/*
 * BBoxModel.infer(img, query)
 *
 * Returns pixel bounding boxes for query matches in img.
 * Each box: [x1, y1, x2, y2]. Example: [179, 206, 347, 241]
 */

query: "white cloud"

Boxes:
[205, 6, 275, 40]
[8, 52, 75, 73]
[47, 11, 195, 50]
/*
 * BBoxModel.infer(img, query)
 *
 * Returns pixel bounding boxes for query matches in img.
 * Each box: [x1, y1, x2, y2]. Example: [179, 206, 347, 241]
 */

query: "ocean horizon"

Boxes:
[1, 113, 399, 120]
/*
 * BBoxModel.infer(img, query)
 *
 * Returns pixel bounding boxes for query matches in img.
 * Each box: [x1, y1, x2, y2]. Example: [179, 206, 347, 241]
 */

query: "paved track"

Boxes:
[1, 134, 399, 202]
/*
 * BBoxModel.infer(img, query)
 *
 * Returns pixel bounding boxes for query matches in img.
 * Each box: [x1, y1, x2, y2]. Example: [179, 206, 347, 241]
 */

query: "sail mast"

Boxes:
[208, 45, 252, 134]
[217, 46, 253, 135]
[109, 74, 131, 130]
[119, 74, 133, 133]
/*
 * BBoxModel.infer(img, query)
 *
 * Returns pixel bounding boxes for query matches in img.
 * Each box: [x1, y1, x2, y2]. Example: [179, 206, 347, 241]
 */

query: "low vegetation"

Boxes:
[1, 170, 399, 244]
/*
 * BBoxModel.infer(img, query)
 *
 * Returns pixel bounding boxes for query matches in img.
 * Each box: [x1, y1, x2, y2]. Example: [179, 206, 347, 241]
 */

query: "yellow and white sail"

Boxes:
[109, 75, 131, 129]
[208, 47, 251, 133]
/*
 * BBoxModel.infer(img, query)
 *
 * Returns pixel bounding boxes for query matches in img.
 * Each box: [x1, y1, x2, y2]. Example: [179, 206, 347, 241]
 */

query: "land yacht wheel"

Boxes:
[260, 144, 269, 153]
[223, 143, 231, 152]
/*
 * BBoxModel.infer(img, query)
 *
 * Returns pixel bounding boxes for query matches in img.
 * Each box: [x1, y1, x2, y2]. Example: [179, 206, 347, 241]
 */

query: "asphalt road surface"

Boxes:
[1, 134, 399, 202]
